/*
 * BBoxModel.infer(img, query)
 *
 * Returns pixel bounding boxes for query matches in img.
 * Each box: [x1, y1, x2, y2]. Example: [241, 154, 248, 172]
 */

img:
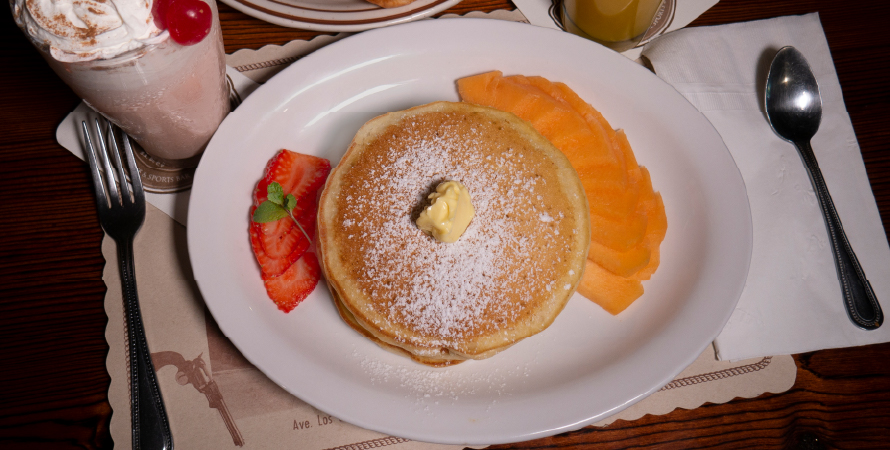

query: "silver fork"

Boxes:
[82, 119, 173, 450]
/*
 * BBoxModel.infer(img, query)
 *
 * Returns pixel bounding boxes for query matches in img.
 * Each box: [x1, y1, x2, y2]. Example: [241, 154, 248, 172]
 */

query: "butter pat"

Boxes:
[416, 180, 475, 243]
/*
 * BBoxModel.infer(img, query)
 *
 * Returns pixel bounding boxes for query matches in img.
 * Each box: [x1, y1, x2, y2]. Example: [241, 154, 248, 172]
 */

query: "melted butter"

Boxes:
[416, 180, 475, 243]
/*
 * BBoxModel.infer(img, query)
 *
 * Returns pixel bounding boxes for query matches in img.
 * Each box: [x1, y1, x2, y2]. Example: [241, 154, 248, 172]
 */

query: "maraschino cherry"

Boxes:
[153, 0, 212, 46]
[152, 0, 172, 29]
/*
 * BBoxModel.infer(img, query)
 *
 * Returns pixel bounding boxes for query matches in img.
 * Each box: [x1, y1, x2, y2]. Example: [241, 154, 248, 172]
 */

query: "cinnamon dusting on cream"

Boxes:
[15, 0, 167, 62]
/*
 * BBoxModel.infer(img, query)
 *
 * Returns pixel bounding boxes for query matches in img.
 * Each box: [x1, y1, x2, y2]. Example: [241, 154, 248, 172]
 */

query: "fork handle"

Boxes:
[795, 140, 883, 330]
[118, 238, 174, 450]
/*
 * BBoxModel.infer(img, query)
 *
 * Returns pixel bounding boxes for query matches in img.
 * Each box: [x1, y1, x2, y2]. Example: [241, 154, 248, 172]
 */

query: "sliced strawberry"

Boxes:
[258, 194, 317, 260]
[249, 149, 330, 311]
[254, 149, 331, 206]
[249, 208, 302, 277]
[263, 252, 321, 313]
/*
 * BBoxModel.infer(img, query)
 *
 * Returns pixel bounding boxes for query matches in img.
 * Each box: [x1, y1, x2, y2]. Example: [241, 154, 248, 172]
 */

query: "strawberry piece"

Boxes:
[254, 150, 331, 206]
[249, 208, 301, 277]
[257, 194, 317, 260]
[263, 252, 321, 313]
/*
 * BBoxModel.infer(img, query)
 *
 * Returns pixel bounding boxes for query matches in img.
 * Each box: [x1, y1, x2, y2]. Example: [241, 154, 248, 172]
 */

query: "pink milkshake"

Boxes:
[12, 0, 228, 168]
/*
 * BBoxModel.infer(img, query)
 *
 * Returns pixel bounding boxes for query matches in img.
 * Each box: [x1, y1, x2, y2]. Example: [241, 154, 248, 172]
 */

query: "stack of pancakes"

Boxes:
[317, 102, 590, 366]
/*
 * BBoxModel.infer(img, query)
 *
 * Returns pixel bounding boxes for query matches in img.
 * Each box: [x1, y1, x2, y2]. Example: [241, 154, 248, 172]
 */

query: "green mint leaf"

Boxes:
[252, 201, 288, 223]
[267, 182, 284, 205]
[285, 194, 297, 212]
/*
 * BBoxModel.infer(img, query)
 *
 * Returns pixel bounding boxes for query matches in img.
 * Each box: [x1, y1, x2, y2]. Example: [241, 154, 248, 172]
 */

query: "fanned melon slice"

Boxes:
[458, 71, 622, 171]
[614, 130, 639, 169]
[576, 164, 628, 188]
[589, 208, 648, 252]
[588, 238, 650, 278]
[457, 71, 500, 106]
[637, 169, 667, 243]
[629, 246, 660, 281]
[628, 192, 667, 280]
[646, 192, 667, 245]
[517, 76, 629, 171]
[584, 164, 643, 220]
[586, 187, 641, 222]
[629, 167, 667, 247]
[577, 260, 644, 315]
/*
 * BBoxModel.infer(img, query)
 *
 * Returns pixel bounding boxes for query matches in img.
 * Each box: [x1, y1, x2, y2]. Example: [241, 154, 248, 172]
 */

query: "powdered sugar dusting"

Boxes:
[334, 111, 578, 349]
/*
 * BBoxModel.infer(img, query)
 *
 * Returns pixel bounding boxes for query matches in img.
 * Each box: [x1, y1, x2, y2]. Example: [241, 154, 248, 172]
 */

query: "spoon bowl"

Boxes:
[765, 47, 823, 143]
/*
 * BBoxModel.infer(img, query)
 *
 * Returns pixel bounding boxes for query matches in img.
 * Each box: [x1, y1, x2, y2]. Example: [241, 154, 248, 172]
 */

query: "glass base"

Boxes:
[131, 141, 197, 193]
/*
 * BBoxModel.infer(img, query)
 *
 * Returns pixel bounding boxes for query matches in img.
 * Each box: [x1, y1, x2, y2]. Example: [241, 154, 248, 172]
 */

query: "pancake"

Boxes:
[317, 101, 590, 365]
[330, 286, 466, 367]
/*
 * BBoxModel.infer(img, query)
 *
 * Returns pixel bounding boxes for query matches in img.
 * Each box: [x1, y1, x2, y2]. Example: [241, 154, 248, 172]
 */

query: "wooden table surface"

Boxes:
[2, 0, 889, 448]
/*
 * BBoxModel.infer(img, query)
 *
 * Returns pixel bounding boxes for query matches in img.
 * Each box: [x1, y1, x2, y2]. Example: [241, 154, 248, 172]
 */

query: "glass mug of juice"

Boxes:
[561, 0, 665, 52]
[11, 0, 229, 168]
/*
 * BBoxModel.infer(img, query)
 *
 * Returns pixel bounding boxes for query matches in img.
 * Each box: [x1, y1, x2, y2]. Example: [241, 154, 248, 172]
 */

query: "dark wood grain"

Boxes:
[2, 1, 889, 448]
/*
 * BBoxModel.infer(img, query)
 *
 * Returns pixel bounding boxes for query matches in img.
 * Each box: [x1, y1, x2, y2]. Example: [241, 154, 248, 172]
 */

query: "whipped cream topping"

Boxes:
[12, 0, 168, 62]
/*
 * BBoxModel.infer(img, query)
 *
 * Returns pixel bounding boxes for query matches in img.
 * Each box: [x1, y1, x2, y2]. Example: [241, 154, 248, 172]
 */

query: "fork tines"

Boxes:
[81, 119, 144, 208]
[81, 118, 145, 238]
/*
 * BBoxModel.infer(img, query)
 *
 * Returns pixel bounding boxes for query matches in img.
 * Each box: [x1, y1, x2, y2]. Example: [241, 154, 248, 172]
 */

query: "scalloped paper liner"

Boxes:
[593, 349, 795, 427]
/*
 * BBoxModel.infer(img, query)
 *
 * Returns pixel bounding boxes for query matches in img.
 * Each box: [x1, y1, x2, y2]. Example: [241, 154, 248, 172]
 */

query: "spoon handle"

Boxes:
[795, 140, 883, 330]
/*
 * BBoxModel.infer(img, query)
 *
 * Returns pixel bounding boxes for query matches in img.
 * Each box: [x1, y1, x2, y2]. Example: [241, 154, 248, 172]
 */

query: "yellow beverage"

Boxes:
[562, 0, 662, 51]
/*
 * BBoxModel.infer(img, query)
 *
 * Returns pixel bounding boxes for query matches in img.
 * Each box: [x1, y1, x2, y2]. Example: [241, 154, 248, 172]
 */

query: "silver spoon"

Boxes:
[765, 46, 882, 330]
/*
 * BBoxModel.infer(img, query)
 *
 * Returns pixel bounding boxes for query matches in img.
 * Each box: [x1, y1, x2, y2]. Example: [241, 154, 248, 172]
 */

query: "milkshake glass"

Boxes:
[11, 0, 229, 168]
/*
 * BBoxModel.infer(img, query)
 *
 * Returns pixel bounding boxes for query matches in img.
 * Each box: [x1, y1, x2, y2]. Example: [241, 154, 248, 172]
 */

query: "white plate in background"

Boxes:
[219, 0, 461, 31]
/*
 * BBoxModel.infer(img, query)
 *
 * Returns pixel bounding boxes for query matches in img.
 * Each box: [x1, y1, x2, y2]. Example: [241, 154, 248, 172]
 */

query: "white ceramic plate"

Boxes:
[189, 19, 752, 445]
[218, 0, 461, 31]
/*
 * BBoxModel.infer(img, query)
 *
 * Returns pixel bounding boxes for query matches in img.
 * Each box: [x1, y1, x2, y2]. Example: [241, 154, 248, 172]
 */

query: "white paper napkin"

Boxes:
[641, 13, 890, 361]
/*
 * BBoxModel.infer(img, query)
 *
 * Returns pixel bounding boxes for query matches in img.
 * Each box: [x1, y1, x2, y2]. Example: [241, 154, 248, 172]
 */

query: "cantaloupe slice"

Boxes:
[588, 238, 650, 278]
[576, 164, 628, 189]
[629, 246, 660, 281]
[628, 192, 667, 280]
[515, 77, 636, 178]
[630, 167, 667, 246]
[638, 169, 667, 243]
[577, 260, 644, 315]
[586, 184, 641, 221]
[646, 192, 667, 245]
[614, 130, 639, 169]
[589, 207, 649, 252]
[458, 71, 622, 172]
[584, 164, 643, 221]
[457, 71, 500, 106]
